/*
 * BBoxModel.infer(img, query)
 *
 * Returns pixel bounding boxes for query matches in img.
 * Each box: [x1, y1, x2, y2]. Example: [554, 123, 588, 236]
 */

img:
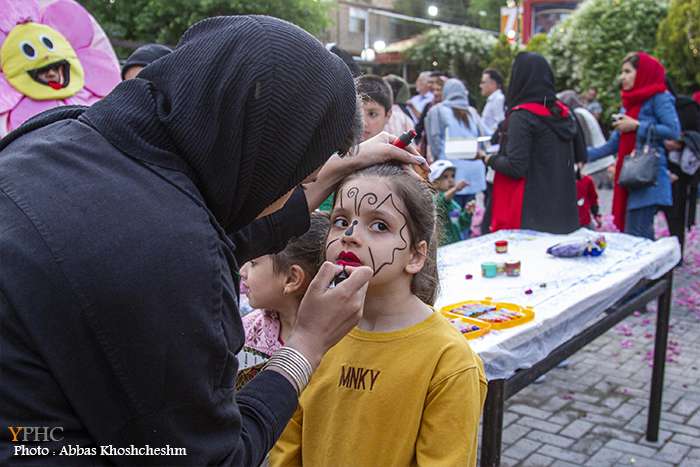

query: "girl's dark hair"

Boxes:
[271, 212, 330, 280]
[338, 164, 440, 305]
[622, 52, 639, 69]
[452, 108, 471, 127]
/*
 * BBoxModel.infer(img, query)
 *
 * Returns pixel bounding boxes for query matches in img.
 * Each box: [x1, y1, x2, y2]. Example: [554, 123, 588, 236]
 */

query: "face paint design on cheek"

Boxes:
[325, 188, 343, 258]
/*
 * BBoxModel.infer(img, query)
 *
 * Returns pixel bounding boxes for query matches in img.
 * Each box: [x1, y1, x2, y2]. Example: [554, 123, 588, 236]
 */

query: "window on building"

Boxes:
[349, 7, 367, 34]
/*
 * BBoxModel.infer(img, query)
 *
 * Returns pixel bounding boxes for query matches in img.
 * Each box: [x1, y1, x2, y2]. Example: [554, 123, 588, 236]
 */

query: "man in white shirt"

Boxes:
[479, 68, 505, 135]
[479, 69, 505, 235]
[408, 71, 434, 121]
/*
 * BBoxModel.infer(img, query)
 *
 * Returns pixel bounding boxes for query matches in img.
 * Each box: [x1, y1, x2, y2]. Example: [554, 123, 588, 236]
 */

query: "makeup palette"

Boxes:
[441, 298, 535, 330]
[446, 316, 491, 340]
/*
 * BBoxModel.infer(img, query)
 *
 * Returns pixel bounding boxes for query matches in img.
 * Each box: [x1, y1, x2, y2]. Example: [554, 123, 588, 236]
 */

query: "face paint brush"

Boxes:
[330, 266, 349, 288]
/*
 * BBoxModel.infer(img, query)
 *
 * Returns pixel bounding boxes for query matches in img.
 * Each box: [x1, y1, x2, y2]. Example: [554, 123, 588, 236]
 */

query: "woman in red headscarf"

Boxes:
[588, 52, 681, 239]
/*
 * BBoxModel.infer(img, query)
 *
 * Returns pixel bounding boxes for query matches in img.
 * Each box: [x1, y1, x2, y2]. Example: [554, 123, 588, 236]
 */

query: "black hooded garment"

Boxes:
[487, 52, 582, 234]
[0, 16, 356, 466]
[120, 43, 173, 80]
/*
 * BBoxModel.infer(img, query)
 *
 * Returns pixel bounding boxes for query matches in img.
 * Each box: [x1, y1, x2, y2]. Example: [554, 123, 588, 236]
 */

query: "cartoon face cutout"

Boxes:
[1, 22, 84, 100]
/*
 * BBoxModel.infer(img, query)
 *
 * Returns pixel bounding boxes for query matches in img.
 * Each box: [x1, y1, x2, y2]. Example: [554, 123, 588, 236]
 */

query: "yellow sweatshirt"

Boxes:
[270, 312, 487, 467]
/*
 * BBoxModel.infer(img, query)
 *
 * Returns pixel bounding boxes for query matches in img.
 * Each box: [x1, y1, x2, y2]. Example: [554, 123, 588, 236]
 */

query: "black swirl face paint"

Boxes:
[325, 183, 409, 277]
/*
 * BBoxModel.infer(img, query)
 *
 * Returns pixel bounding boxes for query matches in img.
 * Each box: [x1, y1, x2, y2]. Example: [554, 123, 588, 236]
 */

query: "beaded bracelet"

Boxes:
[263, 346, 313, 396]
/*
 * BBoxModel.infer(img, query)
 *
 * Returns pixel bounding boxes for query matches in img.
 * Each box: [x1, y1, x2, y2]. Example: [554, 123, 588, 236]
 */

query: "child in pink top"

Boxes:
[237, 213, 329, 387]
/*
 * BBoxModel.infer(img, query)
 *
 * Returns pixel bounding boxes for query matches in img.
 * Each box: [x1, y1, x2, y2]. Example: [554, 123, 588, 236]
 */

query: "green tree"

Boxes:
[405, 26, 496, 105]
[525, 33, 548, 55]
[487, 34, 520, 86]
[466, 0, 505, 31]
[545, 0, 668, 119]
[79, 0, 330, 54]
[656, 0, 700, 93]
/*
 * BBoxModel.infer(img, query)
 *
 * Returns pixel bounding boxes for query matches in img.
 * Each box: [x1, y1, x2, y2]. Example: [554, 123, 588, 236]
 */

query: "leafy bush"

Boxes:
[487, 34, 521, 87]
[656, 0, 700, 93]
[405, 26, 497, 105]
[545, 0, 668, 118]
[525, 34, 549, 56]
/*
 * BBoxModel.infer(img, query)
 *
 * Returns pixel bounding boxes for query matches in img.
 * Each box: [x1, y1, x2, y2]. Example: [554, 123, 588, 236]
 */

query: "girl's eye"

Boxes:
[333, 217, 349, 228]
[249, 260, 256, 266]
[40, 35, 54, 50]
[370, 221, 389, 232]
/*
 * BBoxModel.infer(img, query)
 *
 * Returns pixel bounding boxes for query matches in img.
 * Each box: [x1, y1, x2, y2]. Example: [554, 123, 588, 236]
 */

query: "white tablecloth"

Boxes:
[436, 229, 681, 380]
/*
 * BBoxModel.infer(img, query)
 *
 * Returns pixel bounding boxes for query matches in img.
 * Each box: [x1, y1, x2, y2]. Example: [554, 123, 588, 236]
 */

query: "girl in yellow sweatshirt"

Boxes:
[271, 163, 487, 467]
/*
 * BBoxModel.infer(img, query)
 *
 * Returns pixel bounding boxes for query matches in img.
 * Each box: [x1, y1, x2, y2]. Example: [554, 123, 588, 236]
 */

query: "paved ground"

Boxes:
[495, 189, 700, 466]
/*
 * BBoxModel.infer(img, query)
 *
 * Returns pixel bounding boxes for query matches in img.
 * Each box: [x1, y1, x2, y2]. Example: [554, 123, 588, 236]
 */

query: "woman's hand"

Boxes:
[348, 132, 428, 174]
[612, 115, 640, 133]
[664, 139, 683, 152]
[302, 132, 429, 210]
[476, 152, 492, 166]
[285, 262, 373, 370]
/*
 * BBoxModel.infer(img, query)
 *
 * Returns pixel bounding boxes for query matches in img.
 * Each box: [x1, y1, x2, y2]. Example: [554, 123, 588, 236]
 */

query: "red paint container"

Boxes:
[505, 260, 521, 277]
[495, 240, 508, 254]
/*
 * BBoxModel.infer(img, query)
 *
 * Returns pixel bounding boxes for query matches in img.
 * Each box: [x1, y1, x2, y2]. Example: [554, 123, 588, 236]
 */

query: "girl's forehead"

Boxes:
[337, 176, 408, 212]
[340, 176, 389, 192]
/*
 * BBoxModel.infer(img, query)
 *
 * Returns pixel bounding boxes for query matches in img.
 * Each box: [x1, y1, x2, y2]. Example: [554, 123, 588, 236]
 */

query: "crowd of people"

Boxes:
[358, 50, 698, 247]
[1, 13, 699, 467]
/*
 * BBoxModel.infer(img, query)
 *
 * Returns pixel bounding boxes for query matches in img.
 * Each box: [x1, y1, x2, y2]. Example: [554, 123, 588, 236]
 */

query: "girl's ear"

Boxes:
[405, 240, 428, 275]
[283, 265, 306, 296]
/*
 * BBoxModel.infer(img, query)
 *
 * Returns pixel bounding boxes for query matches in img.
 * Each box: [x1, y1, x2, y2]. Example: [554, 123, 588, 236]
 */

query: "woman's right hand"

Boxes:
[285, 262, 373, 370]
[664, 139, 682, 152]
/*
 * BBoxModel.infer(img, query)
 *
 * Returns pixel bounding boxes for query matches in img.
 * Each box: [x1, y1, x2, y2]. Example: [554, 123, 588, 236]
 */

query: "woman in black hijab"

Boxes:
[121, 43, 173, 80]
[0, 16, 424, 466]
[480, 52, 583, 234]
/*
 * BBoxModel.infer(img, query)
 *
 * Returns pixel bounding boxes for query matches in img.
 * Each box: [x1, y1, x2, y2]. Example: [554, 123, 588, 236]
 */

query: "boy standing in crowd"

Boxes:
[430, 160, 474, 245]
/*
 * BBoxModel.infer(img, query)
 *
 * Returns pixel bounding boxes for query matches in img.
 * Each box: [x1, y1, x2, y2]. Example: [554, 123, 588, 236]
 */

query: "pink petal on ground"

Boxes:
[0, 0, 40, 36]
[76, 48, 120, 97]
[8, 98, 64, 132]
[40, 0, 94, 50]
[0, 74, 23, 114]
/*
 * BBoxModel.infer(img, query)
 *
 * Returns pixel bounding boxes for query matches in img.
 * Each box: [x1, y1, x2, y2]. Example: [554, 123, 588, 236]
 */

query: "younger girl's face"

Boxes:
[326, 177, 415, 287]
[240, 256, 286, 310]
[620, 62, 637, 91]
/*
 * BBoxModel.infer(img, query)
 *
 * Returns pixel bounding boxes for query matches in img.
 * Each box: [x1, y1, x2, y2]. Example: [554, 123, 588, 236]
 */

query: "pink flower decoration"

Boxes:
[0, 0, 120, 136]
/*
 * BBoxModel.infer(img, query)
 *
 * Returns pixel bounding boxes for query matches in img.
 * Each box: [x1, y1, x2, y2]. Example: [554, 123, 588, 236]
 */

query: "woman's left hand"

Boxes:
[613, 115, 640, 133]
[349, 132, 427, 171]
[301, 132, 429, 211]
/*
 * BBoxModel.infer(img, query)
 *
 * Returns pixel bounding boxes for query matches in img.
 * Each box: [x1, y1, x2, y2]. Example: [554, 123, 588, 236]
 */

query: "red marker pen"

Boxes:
[391, 129, 417, 149]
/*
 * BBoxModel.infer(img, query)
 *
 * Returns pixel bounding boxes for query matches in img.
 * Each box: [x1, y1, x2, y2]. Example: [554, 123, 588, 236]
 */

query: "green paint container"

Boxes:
[481, 262, 498, 278]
